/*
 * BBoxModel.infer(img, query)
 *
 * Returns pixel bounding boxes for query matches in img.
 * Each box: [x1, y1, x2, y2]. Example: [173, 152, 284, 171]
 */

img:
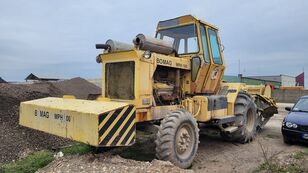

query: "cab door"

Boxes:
[201, 26, 225, 94]
[192, 24, 212, 93]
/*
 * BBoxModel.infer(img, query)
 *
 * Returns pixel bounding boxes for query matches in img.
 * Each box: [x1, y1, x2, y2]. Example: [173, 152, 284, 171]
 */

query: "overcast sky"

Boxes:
[0, 0, 307, 86]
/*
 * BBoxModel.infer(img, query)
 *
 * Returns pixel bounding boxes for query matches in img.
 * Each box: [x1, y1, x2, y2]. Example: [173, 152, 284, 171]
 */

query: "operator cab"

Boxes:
[156, 15, 226, 94]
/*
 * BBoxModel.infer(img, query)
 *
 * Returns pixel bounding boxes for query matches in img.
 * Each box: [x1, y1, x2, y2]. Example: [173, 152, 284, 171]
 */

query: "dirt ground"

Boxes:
[191, 103, 305, 173]
[37, 103, 308, 173]
[0, 78, 101, 164]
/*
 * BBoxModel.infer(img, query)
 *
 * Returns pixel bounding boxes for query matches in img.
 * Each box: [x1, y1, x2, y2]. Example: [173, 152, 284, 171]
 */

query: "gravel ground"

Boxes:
[37, 154, 193, 173]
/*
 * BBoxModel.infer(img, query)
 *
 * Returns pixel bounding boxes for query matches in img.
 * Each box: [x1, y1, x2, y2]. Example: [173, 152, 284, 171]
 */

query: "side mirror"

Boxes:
[285, 107, 291, 111]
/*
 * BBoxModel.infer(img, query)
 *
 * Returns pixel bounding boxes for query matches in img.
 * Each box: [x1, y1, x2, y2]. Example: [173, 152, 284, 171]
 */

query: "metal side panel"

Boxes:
[19, 97, 136, 147]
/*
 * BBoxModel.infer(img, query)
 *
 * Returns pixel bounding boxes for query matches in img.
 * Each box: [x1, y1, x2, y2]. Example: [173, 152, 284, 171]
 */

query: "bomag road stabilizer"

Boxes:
[20, 15, 277, 169]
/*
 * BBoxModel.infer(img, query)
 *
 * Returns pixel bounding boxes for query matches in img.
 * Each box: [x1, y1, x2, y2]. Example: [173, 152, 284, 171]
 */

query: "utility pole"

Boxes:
[303, 67, 305, 88]
[238, 59, 241, 75]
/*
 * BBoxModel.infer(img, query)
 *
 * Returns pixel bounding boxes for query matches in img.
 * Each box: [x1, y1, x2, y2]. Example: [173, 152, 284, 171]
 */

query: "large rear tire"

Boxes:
[155, 109, 199, 169]
[221, 91, 257, 143]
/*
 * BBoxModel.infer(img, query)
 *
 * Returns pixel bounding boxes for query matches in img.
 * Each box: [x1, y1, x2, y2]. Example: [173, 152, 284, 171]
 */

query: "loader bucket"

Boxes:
[19, 97, 136, 147]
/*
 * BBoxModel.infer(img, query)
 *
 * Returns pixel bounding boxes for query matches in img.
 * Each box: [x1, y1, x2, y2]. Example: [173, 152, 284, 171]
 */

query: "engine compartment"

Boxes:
[153, 66, 181, 105]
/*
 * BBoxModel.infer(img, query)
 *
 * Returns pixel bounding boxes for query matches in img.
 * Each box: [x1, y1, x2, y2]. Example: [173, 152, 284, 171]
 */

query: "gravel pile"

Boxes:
[53, 77, 101, 99]
[0, 78, 101, 164]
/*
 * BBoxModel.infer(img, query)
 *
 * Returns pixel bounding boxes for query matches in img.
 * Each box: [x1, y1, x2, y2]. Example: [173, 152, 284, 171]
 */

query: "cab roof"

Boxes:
[157, 15, 219, 31]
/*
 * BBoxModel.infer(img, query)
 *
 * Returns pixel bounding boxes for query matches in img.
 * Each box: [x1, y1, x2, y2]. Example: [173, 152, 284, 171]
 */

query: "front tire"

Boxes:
[155, 109, 199, 169]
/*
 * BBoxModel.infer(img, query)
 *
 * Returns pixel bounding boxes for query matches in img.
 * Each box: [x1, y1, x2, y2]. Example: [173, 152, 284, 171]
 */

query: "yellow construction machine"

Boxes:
[19, 15, 277, 168]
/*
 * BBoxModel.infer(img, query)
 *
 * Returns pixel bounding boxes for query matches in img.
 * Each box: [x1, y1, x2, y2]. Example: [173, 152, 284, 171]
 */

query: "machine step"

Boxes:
[223, 126, 239, 133]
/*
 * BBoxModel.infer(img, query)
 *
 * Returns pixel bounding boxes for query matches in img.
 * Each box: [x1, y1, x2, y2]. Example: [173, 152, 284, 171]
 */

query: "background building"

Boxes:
[0, 77, 7, 83]
[247, 75, 296, 87]
[25, 73, 61, 83]
[223, 74, 299, 89]
[296, 72, 305, 87]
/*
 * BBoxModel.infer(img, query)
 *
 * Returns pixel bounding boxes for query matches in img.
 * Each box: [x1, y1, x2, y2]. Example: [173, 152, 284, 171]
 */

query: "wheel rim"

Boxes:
[175, 123, 195, 160]
[246, 108, 254, 132]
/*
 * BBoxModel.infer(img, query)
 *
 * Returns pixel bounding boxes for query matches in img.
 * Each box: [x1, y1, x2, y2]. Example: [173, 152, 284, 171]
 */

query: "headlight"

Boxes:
[286, 122, 293, 128]
[143, 50, 152, 59]
[96, 55, 102, 63]
[292, 123, 298, 128]
[285, 121, 298, 129]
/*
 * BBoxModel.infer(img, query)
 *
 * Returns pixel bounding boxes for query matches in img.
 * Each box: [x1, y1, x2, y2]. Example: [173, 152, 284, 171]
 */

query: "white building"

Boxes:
[248, 75, 296, 87]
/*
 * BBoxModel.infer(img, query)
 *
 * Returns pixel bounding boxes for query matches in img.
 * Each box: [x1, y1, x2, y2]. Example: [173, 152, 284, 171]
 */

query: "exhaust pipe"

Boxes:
[105, 39, 134, 52]
[133, 34, 176, 55]
[96, 44, 111, 50]
[96, 40, 134, 53]
[95, 40, 134, 63]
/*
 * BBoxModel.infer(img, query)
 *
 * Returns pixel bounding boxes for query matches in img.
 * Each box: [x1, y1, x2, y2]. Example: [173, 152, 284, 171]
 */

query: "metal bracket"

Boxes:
[211, 115, 243, 125]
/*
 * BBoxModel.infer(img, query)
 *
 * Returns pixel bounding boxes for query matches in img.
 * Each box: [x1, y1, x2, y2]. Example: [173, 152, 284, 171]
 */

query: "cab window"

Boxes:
[156, 24, 199, 55]
[200, 25, 210, 63]
[187, 37, 198, 53]
[208, 29, 222, 64]
[178, 39, 185, 54]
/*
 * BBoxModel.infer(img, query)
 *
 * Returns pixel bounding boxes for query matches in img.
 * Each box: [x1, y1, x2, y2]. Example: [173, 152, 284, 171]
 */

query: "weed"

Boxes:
[0, 142, 92, 173]
[61, 142, 92, 155]
[0, 151, 54, 173]
[255, 162, 302, 173]
[293, 148, 308, 160]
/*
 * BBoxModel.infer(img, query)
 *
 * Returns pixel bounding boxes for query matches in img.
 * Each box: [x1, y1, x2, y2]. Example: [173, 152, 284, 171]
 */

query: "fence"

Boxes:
[273, 89, 308, 103]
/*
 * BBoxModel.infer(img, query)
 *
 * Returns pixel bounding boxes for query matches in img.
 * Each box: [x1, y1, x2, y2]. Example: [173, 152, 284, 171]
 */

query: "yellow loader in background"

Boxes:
[20, 15, 277, 168]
